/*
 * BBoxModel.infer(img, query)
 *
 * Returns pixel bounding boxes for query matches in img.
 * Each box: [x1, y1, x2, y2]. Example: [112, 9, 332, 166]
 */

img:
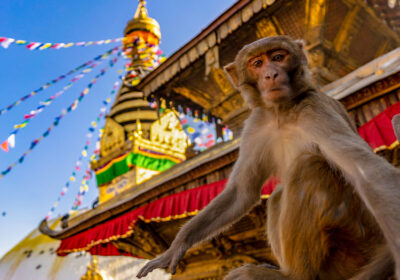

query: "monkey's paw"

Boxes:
[136, 255, 169, 278]
[136, 247, 186, 278]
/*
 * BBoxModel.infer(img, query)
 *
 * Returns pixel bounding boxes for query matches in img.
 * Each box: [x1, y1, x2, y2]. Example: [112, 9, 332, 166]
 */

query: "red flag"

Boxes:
[1, 141, 9, 152]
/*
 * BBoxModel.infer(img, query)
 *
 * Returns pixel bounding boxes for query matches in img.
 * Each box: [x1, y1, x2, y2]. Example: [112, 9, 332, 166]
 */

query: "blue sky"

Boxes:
[0, 0, 236, 258]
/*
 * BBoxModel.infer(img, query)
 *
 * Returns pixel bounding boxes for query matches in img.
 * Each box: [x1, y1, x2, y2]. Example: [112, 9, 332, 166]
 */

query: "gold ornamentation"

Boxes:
[109, 99, 150, 116]
[136, 166, 160, 184]
[150, 110, 188, 155]
[113, 110, 158, 124]
[100, 117, 125, 157]
[305, 0, 327, 43]
[205, 45, 220, 76]
[210, 68, 235, 95]
[256, 18, 279, 38]
[97, 111, 187, 204]
[81, 256, 103, 280]
[124, 0, 161, 40]
[98, 170, 136, 204]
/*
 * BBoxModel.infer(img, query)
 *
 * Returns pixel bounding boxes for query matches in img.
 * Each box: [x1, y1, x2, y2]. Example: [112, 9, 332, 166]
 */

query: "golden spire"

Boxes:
[134, 0, 149, 19]
[124, 0, 161, 40]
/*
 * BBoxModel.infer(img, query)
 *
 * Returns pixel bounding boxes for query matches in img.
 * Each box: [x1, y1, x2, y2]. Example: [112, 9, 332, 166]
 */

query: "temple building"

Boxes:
[0, 214, 169, 280]
[39, 0, 400, 279]
[91, 0, 189, 204]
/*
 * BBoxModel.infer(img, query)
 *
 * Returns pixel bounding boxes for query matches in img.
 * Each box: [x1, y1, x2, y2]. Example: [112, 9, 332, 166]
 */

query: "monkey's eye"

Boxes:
[252, 59, 263, 67]
[272, 54, 284, 62]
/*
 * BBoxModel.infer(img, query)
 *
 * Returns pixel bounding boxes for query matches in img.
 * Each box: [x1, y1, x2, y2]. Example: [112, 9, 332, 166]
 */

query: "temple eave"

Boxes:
[42, 139, 240, 240]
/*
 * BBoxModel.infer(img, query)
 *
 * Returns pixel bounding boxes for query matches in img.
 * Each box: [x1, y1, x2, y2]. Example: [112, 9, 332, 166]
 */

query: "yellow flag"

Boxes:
[40, 43, 52, 50]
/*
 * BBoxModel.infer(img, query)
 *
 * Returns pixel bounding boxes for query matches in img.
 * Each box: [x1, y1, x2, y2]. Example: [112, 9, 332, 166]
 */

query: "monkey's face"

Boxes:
[224, 36, 311, 109]
[246, 49, 293, 104]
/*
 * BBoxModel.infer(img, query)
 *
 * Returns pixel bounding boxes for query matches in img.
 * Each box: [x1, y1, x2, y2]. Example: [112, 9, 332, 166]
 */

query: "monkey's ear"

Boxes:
[224, 62, 240, 87]
[294, 39, 308, 66]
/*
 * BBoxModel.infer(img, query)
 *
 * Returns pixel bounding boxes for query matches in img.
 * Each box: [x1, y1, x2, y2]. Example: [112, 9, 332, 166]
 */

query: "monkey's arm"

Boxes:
[137, 138, 271, 278]
[303, 107, 400, 278]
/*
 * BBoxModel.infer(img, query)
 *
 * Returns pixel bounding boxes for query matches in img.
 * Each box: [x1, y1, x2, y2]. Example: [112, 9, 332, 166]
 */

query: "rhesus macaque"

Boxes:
[137, 36, 400, 279]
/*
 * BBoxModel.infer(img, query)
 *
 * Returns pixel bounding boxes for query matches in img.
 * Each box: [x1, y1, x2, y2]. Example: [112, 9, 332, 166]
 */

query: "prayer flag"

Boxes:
[39, 43, 52, 50]
[14, 121, 28, 129]
[7, 134, 15, 148]
[1, 38, 15, 49]
[1, 141, 9, 152]
[53, 43, 64, 49]
[26, 42, 41, 50]
[71, 100, 78, 110]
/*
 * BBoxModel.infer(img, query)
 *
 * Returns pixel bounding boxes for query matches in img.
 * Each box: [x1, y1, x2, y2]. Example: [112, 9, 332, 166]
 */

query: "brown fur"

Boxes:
[137, 36, 400, 279]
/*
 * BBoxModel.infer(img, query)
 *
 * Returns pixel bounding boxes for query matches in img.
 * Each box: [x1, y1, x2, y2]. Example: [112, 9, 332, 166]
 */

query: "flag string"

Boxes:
[0, 52, 122, 180]
[0, 36, 123, 50]
[0, 52, 119, 153]
[0, 46, 121, 116]
[44, 79, 121, 220]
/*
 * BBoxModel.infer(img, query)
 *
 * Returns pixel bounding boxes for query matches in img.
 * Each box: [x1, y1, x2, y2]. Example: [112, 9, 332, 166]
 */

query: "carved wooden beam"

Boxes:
[112, 239, 155, 259]
[304, 0, 327, 44]
[333, 4, 361, 55]
[172, 87, 212, 109]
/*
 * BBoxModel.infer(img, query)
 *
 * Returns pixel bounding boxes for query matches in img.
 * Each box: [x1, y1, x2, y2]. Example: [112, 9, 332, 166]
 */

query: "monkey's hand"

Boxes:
[136, 245, 187, 278]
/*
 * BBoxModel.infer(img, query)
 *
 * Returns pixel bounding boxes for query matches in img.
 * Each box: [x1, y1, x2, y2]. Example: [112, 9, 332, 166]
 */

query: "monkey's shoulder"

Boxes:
[292, 91, 348, 123]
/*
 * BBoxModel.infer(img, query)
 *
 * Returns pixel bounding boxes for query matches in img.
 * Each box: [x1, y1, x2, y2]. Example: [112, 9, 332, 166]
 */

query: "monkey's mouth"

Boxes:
[264, 87, 290, 102]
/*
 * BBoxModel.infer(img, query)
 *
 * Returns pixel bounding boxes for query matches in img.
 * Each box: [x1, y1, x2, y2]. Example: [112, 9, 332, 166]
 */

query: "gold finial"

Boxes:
[134, 0, 148, 19]
[124, 0, 161, 40]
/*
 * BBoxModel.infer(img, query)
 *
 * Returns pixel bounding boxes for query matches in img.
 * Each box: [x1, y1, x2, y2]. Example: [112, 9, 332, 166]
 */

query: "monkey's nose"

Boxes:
[265, 72, 279, 80]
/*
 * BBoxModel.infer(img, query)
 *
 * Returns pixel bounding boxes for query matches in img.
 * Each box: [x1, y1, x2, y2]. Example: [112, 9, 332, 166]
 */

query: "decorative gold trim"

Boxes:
[100, 117, 125, 157]
[95, 152, 131, 174]
[57, 194, 270, 255]
[110, 99, 152, 116]
[135, 133, 186, 160]
[114, 111, 158, 123]
[373, 140, 399, 153]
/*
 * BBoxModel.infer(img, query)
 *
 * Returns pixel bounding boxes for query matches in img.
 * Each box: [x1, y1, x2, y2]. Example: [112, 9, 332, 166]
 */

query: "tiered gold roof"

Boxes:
[108, 0, 161, 138]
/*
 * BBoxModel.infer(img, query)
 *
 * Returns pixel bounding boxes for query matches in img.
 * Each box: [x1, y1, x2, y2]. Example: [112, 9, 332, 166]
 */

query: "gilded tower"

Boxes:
[99, 0, 163, 159]
[92, 0, 187, 203]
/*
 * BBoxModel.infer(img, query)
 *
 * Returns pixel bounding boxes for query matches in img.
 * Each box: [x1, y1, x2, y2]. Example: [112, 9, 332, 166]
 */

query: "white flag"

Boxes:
[1, 38, 15, 49]
[7, 134, 15, 148]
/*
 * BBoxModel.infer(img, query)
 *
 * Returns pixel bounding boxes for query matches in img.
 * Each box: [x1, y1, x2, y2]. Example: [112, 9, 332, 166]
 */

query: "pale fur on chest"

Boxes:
[258, 118, 314, 179]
